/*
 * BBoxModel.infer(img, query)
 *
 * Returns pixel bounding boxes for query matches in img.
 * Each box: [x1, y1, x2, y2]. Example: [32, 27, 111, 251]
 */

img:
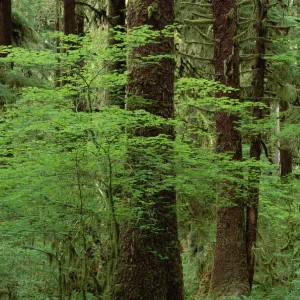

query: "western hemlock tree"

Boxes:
[111, 0, 184, 299]
[246, 0, 268, 290]
[209, 0, 250, 296]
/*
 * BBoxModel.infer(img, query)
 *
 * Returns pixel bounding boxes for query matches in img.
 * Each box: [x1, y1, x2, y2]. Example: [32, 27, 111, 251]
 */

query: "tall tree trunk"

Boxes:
[209, 0, 250, 297]
[55, 0, 62, 88]
[107, 0, 126, 107]
[0, 0, 12, 48]
[76, 5, 85, 36]
[111, 1, 184, 299]
[280, 101, 292, 176]
[64, 0, 75, 35]
[246, 0, 268, 290]
[0, 0, 12, 109]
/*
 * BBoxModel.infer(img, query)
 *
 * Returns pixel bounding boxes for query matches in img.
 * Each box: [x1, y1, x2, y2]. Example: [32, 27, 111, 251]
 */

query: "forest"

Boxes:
[0, 0, 299, 299]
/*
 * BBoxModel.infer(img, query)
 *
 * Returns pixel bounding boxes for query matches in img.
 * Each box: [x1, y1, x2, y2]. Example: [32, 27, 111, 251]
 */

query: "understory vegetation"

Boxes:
[0, 0, 299, 299]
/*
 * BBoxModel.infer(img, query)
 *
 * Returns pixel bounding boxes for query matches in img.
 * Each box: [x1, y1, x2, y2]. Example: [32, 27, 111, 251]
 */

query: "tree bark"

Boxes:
[0, 0, 12, 50]
[64, 0, 75, 35]
[280, 101, 292, 177]
[107, 0, 126, 107]
[246, 0, 268, 290]
[111, 1, 184, 299]
[0, 0, 12, 109]
[209, 0, 250, 297]
[76, 5, 85, 36]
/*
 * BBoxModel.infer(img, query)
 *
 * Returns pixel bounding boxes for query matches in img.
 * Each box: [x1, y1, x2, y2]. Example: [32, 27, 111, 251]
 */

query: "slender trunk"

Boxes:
[246, 0, 268, 290]
[76, 5, 85, 36]
[111, 1, 184, 299]
[107, 0, 126, 107]
[280, 101, 292, 176]
[209, 0, 250, 296]
[55, 0, 62, 87]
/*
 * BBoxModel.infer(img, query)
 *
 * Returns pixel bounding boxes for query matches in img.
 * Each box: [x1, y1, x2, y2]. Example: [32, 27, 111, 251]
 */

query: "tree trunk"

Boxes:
[280, 101, 292, 176]
[246, 0, 268, 290]
[209, 0, 250, 297]
[76, 5, 85, 36]
[64, 0, 75, 35]
[107, 0, 126, 107]
[111, 1, 184, 299]
[0, 0, 12, 109]
[0, 0, 12, 48]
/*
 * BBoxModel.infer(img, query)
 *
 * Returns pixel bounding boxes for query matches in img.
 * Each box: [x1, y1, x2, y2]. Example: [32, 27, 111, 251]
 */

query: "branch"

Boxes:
[192, 12, 213, 19]
[177, 51, 214, 62]
[237, 0, 253, 6]
[184, 40, 214, 46]
[75, 2, 107, 21]
[180, 2, 212, 8]
[194, 27, 215, 42]
[184, 19, 214, 26]
[261, 139, 273, 164]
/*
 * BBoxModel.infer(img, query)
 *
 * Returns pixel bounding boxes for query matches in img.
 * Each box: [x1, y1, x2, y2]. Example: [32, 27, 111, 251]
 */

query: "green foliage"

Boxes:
[0, 1, 300, 299]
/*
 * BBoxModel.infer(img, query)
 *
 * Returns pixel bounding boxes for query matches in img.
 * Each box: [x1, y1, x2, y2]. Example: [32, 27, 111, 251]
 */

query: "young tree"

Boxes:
[209, 0, 250, 296]
[111, 0, 184, 299]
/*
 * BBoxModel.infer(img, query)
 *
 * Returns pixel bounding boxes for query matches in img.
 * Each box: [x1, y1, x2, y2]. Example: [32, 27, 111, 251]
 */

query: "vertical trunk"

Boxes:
[0, 0, 12, 48]
[64, 0, 75, 35]
[76, 6, 85, 36]
[0, 0, 12, 109]
[107, 0, 126, 107]
[111, 1, 184, 299]
[274, 102, 280, 165]
[246, 0, 268, 290]
[209, 0, 250, 297]
[280, 101, 292, 177]
[108, 0, 126, 33]
[55, 0, 62, 88]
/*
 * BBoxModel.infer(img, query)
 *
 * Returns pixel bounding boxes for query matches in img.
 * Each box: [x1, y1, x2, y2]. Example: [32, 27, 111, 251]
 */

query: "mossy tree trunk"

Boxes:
[246, 0, 268, 290]
[209, 0, 250, 297]
[111, 1, 184, 299]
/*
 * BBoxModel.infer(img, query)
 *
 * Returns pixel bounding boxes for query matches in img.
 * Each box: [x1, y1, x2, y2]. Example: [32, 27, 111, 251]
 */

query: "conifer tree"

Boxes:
[111, 0, 184, 299]
[209, 0, 250, 296]
[246, 0, 268, 290]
